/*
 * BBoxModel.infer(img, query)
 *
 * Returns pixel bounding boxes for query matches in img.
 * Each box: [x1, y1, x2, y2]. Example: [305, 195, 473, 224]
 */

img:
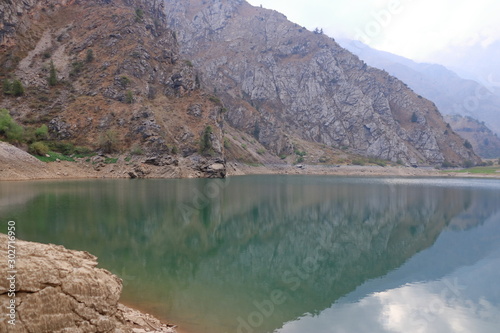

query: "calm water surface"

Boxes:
[1, 176, 500, 333]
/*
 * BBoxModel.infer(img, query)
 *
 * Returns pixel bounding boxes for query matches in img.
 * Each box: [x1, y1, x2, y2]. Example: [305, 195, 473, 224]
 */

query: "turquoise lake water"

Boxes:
[1, 176, 500, 333]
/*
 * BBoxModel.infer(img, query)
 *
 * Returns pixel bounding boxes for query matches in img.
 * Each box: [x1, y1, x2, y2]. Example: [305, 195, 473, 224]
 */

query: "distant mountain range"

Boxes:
[339, 39, 500, 158]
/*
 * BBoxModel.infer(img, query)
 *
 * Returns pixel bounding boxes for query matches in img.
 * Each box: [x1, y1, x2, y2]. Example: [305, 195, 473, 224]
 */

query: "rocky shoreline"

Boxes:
[0, 233, 176, 333]
[1, 141, 499, 181]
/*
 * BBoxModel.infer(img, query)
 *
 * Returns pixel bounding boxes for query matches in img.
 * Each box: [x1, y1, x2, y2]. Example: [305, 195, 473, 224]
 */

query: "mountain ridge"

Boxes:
[163, 0, 479, 166]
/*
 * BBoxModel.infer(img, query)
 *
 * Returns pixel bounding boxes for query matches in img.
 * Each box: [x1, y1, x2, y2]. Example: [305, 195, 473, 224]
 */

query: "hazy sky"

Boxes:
[246, 0, 500, 63]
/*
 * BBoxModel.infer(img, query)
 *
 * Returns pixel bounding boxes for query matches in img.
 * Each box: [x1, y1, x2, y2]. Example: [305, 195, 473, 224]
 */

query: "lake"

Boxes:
[1, 176, 500, 333]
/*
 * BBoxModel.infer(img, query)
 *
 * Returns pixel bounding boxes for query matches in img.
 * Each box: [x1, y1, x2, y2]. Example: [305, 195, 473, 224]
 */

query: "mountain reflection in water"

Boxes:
[1, 176, 499, 333]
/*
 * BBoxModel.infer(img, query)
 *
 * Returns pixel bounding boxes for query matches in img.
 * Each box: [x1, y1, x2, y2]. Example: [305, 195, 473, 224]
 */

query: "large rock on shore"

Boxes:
[0, 233, 175, 333]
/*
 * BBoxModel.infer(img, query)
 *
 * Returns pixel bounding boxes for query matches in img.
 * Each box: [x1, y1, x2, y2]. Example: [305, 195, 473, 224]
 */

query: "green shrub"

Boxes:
[48, 61, 57, 86]
[463, 160, 474, 168]
[441, 160, 456, 168]
[29, 141, 49, 156]
[318, 156, 328, 163]
[0, 109, 24, 142]
[294, 156, 304, 164]
[464, 140, 473, 149]
[135, 8, 144, 22]
[279, 154, 287, 160]
[125, 90, 134, 104]
[35, 124, 49, 140]
[200, 125, 214, 155]
[104, 157, 118, 164]
[120, 76, 131, 88]
[2, 79, 12, 95]
[12, 80, 24, 96]
[352, 159, 365, 166]
[257, 148, 266, 155]
[48, 141, 75, 155]
[86, 49, 94, 63]
[171, 145, 178, 155]
[411, 112, 418, 123]
[223, 137, 231, 149]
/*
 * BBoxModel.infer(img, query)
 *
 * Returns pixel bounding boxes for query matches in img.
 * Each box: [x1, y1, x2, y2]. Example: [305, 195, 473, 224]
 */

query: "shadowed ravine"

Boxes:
[1, 176, 500, 333]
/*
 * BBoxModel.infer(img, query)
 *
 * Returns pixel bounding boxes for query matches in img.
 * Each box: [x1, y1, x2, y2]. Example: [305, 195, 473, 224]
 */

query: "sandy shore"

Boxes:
[227, 162, 500, 179]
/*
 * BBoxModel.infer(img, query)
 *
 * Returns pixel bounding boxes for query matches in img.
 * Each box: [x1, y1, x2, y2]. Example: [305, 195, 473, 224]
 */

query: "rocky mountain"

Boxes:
[0, 0, 480, 171]
[444, 114, 500, 159]
[1, 0, 227, 178]
[339, 39, 500, 137]
[163, 0, 479, 166]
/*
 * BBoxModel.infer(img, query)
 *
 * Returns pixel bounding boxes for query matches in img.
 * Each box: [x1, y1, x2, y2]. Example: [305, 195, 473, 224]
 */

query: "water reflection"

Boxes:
[1, 176, 499, 333]
[278, 208, 500, 333]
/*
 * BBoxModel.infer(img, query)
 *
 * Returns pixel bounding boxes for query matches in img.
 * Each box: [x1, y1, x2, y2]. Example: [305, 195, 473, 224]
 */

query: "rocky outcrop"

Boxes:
[164, 0, 480, 166]
[0, 233, 176, 332]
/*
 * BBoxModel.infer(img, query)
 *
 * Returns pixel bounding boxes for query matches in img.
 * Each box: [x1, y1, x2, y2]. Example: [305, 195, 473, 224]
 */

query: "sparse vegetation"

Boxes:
[279, 154, 287, 160]
[318, 156, 328, 163]
[171, 145, 178, 155]
[70, 61, 84, 77]
[223, 137, 231, 149]
[257, 148, 265, 155]
[200, 125, 214, 155]
[130, 144, 143, 155]
[98, 130, 119, 153]
[464, 140, 473, 149]
[209, 96, 222, 105]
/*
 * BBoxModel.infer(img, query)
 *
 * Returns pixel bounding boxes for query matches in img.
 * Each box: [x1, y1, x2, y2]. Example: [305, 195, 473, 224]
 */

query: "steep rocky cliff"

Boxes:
[0, 233, 176, 332]
[1, 0, 227, 178]
[164, 0, 480, 166]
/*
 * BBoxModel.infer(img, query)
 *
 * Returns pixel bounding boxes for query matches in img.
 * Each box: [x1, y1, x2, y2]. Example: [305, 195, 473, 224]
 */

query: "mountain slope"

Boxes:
[444, 114, 500, 159]
[1, 0, 227, 178]
[339, 39, 500, 136]
[164, 0, 479, 166]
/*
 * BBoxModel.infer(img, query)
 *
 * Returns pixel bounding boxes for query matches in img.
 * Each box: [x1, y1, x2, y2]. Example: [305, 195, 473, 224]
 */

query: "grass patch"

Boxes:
[443, 166, 500, 174]
[35, 151, 75, 162]
[104, 157, 118, 164]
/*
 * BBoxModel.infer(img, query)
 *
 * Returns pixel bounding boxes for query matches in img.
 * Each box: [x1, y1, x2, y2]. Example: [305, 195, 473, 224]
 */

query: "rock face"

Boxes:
[0, 233, 176, 332]
[164, 0, 480, 166]
[445, 114, 500, 158]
